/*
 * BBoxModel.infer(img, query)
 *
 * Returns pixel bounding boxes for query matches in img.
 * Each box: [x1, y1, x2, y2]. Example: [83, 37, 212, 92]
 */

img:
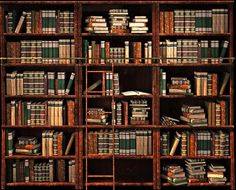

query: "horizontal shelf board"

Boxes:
[81, 33, 152, 37]
[5, 95, 76, 99]
[88, 175, 113, 178]
[159, 32, 231, 37]
[5, 155, 75, 159]
[113, 125, 155, 128]
[3, 63, 76, 67]
[4, 33, 74, 37]
[84, 155, 153, 159]
[87, 182, 113, 186]
[2, 125, 78, 129]
[83, 95, 112, 98]
[85, 125, 113, 129]
[86, 154, 113, 159]
[6, 182, 75, 186]
[160, 156, 231, 159]
[160, 95, 230, 98]
[159, 63, 233, 67]
[158, 125, 234, 129]
[2, 1, 75, 4]
[81, 63, 157, 67]
[162, 182, 231, 187]
[115, 182, 153, 186]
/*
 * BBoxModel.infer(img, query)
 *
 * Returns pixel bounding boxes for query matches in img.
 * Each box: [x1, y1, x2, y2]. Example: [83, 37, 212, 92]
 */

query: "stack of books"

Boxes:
[160, 116, 179, 126]
[87, 108, 108, 125]
[207, 163, 227, 184]
[84, 16, 108, 33]
[185, 159, 207, 183]
[109, 9, 129, 33]
[129, 99, 150, 125]
[15, 137, 40, 155]
[162, 165, 187, 186]
[129, 16, 148, 33]
[167, 77, 193, 95]
[180, 104, 208, 127]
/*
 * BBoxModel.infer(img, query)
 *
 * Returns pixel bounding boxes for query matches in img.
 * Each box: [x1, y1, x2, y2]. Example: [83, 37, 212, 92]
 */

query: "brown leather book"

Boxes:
[29, 159, 34, 182]
[212, 73, 218, 96]
[65, 132, 75, 155]
[164, 11, 170, 33]
[57, 132, 64, 156]
[169, 11, 174, 33]
[17, 100, 22, 126]
[57, 159, 65, 182]
[219, 100, 226, 126]
[122, 101, 129, 125]
[105, 41, 110, 64]
[189, 132, 195, 156]
[67, 100, 75, 126]
[160, 11, 164, 33]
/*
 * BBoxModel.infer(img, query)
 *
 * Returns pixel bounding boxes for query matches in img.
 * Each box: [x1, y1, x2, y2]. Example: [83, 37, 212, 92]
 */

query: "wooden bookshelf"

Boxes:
[0, 1, 235, 190]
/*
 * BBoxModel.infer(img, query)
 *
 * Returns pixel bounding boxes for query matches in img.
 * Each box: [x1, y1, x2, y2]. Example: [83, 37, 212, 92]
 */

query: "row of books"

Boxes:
[6, 10, 74, 33]
[9, 159, 75, 182]
[162, 160, 227, 186]
[7, 40, 75, 64]
[194, 72, 229, 96]
[7, 100, 75, 126]
[42, 131, 75, 156]
[6, 71, 75, 95]
[160, 9, 228, 33]
[159, 39, 229, 64]
[87, 129, 152, 155]
[84, 9, 149, 34]
[161, 130, 230, 156]
[83, 40, 152, 64]
[159, 70, 229, 96]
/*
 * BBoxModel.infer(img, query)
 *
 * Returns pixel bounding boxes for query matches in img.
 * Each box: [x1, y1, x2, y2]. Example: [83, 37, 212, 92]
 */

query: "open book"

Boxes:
[121, 91, 151, 96]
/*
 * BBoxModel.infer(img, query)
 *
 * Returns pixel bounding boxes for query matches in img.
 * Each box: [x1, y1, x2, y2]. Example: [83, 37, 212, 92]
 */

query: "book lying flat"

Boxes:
[121, 91, 151, 96]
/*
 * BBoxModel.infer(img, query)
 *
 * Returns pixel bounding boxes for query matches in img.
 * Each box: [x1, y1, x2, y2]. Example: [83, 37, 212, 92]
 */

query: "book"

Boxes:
[169, 132, 181, 156]
[219, 72, 230, 95]
[121, 91, 151, 96]
[15, 11, 27, 33]
[65, 132, 75, 155]
[65, 72, 75, 95]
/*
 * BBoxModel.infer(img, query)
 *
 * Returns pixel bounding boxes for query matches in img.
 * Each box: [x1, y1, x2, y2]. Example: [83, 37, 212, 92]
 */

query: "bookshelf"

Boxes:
[0, 1, 234, 190]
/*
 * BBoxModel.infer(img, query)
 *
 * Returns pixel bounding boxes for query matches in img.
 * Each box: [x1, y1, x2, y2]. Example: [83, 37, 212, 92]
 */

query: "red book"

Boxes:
[122, 101, 129, 125]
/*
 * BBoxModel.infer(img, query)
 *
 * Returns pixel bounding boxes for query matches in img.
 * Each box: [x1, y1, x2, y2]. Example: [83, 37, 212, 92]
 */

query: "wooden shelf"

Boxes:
[160, 95, 230, 99]
[85, 155, 153, 159]
[3, 33, 74, 38]
[162, 182, 231, 187]
[159, 32, 231, 37]
[6, 182, 75, 186]
[159, 63, 234, 67]
[3, 63, 76, 67]
[81, 33, 153, 37]
[81, 63, 157, 67]
[158, 125, 234, 129]
[115, 182, 153, 186]
[5, 95, 76, 99]
[87, 182, 114, 186]
[5, 155, 76, 159]
[160, 156, 231, 159]
[2, 125, 78, 129]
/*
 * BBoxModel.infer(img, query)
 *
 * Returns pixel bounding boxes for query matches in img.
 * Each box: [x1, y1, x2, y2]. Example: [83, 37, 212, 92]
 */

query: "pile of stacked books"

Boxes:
[15, 137, 40, 155]
[130, 99, 150, 125]
[180, 104, 208, 127]
[185, 159, 207, 183]
[161, 164, 187, 186]
[84, 16, 108, 33]
[207, 163, 227, 184]
[87, 108, 108, 125]
[167, 77, 193, 95]
[109, 9, 129, 33]
[129, 16, 148, 33]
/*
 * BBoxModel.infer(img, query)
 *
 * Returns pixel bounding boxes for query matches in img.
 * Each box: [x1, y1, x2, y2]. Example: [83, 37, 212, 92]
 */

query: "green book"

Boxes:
[83, 39, 88, 64]
[220, 40, 229, 63]
[65, 72, 75, 95]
